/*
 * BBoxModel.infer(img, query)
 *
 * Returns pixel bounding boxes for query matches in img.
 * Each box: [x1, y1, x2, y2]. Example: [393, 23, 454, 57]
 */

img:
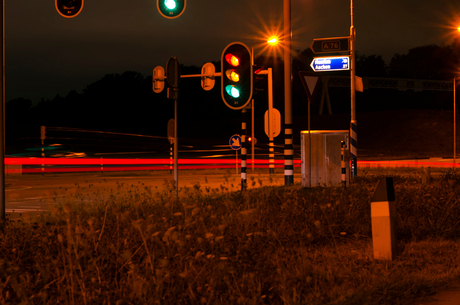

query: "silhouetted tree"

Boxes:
[356, 54, 388, 77]
[389, 44, 459, 80]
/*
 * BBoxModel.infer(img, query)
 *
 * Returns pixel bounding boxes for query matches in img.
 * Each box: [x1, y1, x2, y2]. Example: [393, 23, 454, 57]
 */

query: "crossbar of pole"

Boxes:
[180, 73, 222, 78]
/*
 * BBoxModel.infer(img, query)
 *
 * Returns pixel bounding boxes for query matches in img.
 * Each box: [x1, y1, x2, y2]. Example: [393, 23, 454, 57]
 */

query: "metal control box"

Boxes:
[301, 130, 350, 187]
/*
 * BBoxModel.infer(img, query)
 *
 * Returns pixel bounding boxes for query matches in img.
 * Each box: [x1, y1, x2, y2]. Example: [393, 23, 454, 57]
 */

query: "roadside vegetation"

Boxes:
[1, 169, 460, 304]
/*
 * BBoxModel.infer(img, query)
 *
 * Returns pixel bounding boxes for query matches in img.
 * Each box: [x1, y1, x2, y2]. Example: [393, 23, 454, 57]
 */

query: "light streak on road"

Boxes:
[4, 157, 459, 174]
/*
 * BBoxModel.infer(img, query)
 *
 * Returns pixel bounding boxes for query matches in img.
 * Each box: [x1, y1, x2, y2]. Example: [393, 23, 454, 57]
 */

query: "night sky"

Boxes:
[5, 0, 460, 103]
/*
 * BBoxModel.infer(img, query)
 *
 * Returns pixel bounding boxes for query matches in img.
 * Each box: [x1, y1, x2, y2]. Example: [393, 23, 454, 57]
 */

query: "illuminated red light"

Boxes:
[225, 53, 239, 67]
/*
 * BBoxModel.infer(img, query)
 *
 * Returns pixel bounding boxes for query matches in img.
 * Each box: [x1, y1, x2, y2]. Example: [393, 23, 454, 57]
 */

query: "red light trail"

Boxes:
[4, 158, 458, 174]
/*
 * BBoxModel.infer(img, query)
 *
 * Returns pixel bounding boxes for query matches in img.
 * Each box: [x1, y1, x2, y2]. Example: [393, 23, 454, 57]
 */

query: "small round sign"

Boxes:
[229, 135, 242, 150]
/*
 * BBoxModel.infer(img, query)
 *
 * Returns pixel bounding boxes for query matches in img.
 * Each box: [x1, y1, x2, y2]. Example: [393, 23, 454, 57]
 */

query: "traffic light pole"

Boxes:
[267, 68, 275, 174]
[241, 109, 247, 191]
[0, 0, 4, 222]
[174, 97, 178, 197]
[283, 0, 294, 186]
[350, 0, 357, 179]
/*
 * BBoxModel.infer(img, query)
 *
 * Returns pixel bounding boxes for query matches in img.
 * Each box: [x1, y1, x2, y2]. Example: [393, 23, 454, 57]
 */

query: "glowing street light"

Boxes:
[267, 37, 279, 44]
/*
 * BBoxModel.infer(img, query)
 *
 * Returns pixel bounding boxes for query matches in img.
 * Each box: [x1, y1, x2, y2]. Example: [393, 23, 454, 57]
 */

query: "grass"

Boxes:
[1, 169, 460, 304]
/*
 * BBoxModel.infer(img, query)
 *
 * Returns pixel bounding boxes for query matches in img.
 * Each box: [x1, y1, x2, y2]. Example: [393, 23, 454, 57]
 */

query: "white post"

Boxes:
[371, 177, 397, 260]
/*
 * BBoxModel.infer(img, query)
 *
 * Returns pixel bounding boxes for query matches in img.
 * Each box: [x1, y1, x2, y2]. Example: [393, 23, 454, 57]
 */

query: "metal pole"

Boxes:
[236, 150, 238, 176]
[170, 144, 173, 174]
[241, 109, 247, 191]
[454, 77, 456, 166]
[0, 0, 5, 222]
[350, 0, 358, 179]
[174, 98, 178, 197]
[283, 0, 294, 186]
[308, 97, 311, 188]
[252, 99, 255, 171]
[268, 68, 275, 174]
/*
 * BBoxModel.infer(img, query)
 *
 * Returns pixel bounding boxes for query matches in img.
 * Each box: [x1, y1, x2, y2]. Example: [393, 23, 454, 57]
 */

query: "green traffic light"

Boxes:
[225, 85, 240, 98]
[157, 0, 186, 19]
[165, 0, 176, 10]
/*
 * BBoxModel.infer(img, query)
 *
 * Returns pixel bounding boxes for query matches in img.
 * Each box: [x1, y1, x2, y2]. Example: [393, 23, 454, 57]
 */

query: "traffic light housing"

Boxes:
[157, 0, 186, 19]
[253, 65, 267, 97]
[221, 42, 253, 110]
[55, 0, 84, 18]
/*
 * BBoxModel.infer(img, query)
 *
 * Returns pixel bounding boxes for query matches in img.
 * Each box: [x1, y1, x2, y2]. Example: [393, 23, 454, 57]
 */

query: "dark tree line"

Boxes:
[6, 42, 460, 144]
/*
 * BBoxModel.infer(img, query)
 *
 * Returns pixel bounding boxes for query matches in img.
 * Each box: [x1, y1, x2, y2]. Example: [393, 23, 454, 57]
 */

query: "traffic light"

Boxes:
[55, 0, 84, 18]
[246, 136, 257, 144]
[157, 0, 186, 19]
[253, 65, 267, 97]
[221, 42, 253, 110]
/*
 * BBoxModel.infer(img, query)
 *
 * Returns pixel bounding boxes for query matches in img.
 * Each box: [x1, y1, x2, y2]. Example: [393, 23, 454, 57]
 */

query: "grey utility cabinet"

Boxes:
[301, 130, 350, 187]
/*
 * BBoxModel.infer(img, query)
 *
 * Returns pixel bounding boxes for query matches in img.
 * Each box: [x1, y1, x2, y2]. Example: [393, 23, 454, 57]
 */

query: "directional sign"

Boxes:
[229, 135, 242, 150]
[310, 56, 350, 72]
[310, 37, 350, 54]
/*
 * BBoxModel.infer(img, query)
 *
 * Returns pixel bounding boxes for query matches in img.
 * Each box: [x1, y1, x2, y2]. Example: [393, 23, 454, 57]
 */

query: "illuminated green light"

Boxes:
[225, 85, 240, 98]
[165, 0, 176, 10]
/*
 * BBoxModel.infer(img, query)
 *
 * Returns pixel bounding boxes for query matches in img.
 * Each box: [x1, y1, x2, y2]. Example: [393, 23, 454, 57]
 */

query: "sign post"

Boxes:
[229, 135, 242, 176]
[167, 119, 175, 174]
[166, 57, 180, 197]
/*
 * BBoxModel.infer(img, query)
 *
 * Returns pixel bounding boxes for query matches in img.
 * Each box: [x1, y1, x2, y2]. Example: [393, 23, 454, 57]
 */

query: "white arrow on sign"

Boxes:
[229, 135, 242, 150]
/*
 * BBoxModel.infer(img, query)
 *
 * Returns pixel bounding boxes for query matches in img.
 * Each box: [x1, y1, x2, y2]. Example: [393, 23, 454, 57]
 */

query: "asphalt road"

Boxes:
[5, 169, 291, 220]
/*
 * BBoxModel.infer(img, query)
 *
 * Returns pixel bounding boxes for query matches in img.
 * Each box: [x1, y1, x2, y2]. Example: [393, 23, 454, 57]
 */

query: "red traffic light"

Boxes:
[225, 53, 240, 67]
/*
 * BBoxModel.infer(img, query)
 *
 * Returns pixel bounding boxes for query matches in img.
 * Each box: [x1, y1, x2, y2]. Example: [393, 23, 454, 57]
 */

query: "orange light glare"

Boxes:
[225, 53, 239, 66]
[225, 69, 240, 82]
[267, 37, 279, 44]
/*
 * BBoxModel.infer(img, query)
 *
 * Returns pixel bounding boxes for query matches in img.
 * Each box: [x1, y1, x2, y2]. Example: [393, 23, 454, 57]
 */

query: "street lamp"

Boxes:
[251, 36, 280, 65]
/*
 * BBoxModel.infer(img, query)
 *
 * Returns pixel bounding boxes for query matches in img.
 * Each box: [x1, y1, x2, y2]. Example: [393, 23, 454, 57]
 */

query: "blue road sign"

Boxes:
[229, 135, 242, 150]
[310, 56, 350, 72]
